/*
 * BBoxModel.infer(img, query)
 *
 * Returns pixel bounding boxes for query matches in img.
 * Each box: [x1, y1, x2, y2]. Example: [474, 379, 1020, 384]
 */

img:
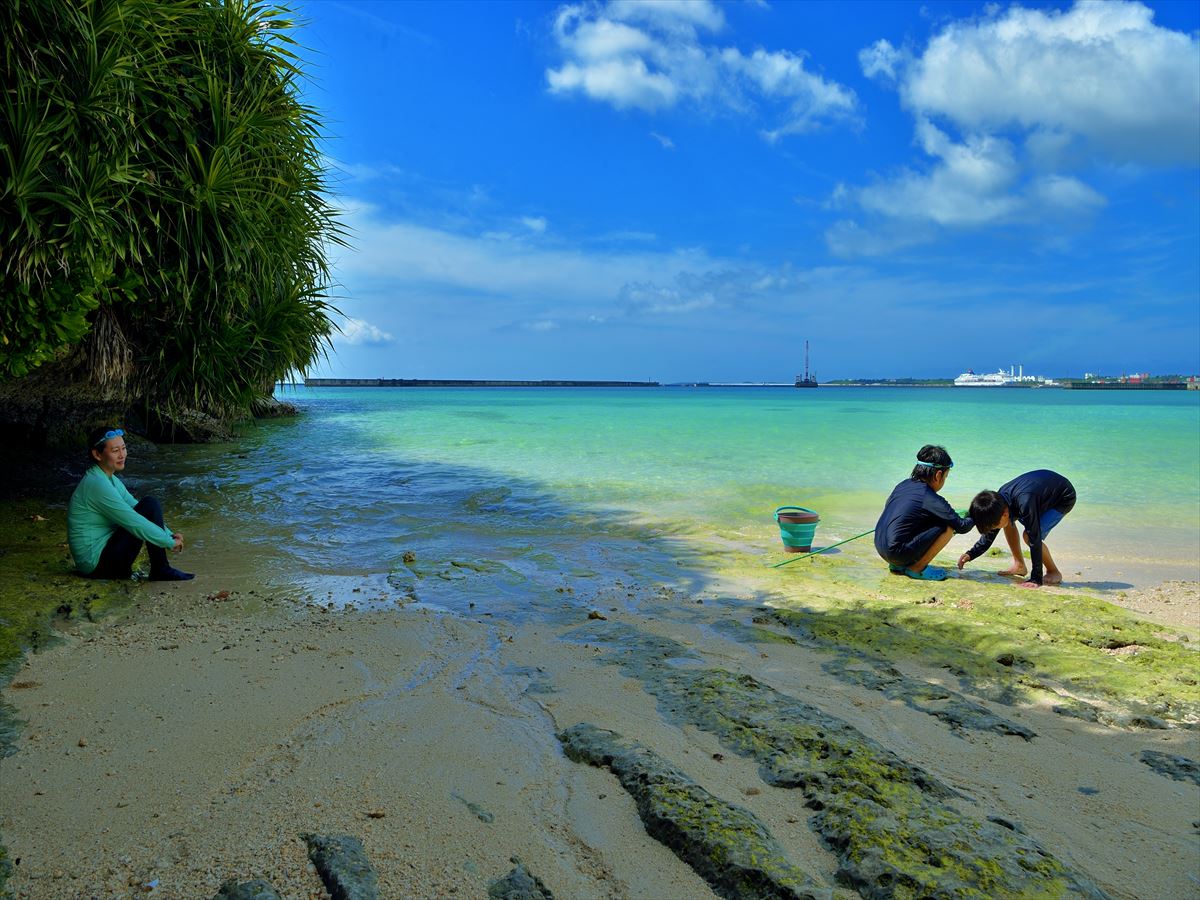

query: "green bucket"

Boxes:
[775, 506, 820, 553]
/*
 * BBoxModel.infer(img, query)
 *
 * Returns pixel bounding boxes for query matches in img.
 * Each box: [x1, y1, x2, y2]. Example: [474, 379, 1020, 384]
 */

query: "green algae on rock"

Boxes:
[558, 723, 832, 900]
[0, 504, 137, 670]
[566, 621, 1109, 898]
[650, 668, 1108, 899]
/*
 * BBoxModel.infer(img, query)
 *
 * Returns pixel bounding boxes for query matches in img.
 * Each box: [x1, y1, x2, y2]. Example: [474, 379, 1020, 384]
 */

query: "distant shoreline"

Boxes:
[302, 377, 660, 388]
[291, 378, 1197, 390]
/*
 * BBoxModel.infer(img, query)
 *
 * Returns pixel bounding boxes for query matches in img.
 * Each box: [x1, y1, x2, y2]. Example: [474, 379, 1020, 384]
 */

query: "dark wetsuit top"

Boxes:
[965, 470, 1076, 585]
[875, 480, 974, 568]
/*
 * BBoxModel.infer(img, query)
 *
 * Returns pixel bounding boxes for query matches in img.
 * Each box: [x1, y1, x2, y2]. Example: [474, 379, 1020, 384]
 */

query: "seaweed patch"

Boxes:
[559, 723, 832, 900]
[570, 620, 1108, 898]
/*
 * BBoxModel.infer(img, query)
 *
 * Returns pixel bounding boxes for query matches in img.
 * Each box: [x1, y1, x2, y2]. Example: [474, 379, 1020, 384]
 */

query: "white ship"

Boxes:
[954, 365, 1057, 387]
[954, 368, 1013, 386]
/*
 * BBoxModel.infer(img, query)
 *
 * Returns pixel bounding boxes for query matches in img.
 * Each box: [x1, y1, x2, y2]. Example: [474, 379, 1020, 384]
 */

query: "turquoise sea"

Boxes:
[149, 386, 1200, 603]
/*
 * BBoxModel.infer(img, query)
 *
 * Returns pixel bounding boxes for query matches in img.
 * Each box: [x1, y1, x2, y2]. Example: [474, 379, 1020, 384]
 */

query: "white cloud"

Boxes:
[333, 201, 716, 313]
[898, 1, 1200, 165]
[650, 131, 675, 149]
[619, 267, 803, 315]
[546, 0, 857, 137]
[853, 121, 1022, 227]
[332, 160, 410, 183]
[858, 39, 904, 82]
[823, 219, 933, 258]
[547, 58, 679, 111]
[592, 229, 659, 244]
[521, 216, 548, 233]
[619, 282, 717, 315]
[833, 0, 1191, 254]
[331, 203, 815, 332]
[607, 0, 725, 36]
[1028, 174, 1106, 213]
[830, 119, 1108, 250]
[338, 317, 394, 346]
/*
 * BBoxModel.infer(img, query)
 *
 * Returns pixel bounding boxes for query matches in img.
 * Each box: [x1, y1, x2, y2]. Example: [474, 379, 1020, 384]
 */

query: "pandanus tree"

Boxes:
[1, 0, 341, 431]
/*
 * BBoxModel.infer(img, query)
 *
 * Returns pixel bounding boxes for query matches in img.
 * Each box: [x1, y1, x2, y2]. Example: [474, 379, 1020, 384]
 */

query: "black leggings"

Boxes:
[90, 496, 170, 579]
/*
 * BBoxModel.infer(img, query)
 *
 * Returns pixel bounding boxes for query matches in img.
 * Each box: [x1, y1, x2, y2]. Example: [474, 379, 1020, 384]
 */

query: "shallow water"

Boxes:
[136, 386, 1200, 600]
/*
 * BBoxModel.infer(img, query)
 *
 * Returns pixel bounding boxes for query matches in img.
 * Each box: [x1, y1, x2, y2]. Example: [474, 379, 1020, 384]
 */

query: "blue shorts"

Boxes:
[1038, 508, 1065, 541]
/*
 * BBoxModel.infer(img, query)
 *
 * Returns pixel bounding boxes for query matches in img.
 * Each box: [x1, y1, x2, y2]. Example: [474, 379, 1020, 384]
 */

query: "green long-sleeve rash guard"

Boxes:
[67, 465, 175, 574]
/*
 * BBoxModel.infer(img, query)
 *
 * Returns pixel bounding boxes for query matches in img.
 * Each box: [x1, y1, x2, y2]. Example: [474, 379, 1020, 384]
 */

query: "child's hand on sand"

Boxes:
[957, 552, 971, 570]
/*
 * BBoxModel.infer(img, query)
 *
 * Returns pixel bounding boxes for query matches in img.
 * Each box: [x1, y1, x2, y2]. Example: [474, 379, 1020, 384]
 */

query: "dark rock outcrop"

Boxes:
[1140, 750, 1200, 785]
[213, 879, 282, 899]
[301, 833, 378, 900]
[487, 857, 555, 899]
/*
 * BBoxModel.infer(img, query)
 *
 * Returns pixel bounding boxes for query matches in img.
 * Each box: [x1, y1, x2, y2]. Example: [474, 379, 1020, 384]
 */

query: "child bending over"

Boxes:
[958, 469, 1076, 588]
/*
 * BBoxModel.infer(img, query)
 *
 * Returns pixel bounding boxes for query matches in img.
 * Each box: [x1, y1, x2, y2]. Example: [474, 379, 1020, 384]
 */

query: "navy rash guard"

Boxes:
[875, 480, 974, 568]
[966, 469, 1076, 584]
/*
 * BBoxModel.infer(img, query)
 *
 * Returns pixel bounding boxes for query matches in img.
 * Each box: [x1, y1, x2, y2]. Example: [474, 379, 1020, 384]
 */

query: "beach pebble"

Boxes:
[214, 878, 282, 899]
[1128, 715, 1168, 730]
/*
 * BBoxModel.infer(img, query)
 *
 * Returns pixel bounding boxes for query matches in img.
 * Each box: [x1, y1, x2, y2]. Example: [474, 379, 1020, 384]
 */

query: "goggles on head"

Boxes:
[94, 428, 125, 446]
[915, 458, 952, 469]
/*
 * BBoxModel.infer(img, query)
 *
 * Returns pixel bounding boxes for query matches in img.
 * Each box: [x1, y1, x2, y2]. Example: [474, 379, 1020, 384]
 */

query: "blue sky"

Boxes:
[294, 0, 1200, 382]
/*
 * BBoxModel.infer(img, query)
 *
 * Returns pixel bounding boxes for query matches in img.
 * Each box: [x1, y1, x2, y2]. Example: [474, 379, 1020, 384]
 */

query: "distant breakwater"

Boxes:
[304, 378, 660, 388]
[1061, 381, 1190, 390]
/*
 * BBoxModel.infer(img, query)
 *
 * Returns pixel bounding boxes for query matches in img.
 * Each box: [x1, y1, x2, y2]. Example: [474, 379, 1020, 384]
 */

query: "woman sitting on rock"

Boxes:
[67, 426, 194, 581]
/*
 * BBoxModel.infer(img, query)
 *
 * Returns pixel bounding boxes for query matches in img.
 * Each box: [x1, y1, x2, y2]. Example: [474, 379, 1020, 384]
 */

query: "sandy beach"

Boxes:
[1, 553, 1197, 899]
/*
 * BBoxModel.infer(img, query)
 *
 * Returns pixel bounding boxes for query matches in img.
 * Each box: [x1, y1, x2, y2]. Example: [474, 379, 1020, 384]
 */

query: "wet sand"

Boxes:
[1, 561, 1197, 899]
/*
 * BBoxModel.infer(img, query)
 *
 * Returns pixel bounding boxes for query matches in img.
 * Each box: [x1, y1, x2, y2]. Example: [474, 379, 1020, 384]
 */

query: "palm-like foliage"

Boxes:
[1, 0, 341, 423]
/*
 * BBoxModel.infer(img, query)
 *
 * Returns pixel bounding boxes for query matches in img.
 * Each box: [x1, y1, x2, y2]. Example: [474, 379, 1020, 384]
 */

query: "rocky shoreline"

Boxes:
[0, 492, 1197, 897]
[0, 562, 1196, 897]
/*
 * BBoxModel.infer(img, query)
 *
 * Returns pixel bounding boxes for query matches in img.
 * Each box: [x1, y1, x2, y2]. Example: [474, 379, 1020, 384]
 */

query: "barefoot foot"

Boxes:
[1043, 571, 1062, 586]
[998, 565, 1028, 578]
